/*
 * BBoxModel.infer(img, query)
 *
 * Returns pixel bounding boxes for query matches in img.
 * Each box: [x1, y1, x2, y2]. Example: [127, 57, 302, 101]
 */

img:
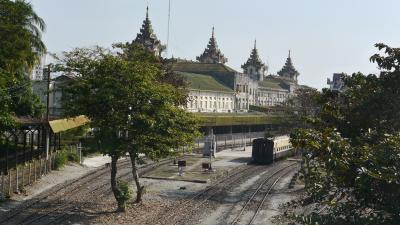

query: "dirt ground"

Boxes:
[0, 148, 303, 225]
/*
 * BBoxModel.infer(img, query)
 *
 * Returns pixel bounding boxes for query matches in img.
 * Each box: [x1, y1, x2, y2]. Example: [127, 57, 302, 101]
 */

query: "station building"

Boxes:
[132, 8, 304, 113]
[33, 7, 305, 116]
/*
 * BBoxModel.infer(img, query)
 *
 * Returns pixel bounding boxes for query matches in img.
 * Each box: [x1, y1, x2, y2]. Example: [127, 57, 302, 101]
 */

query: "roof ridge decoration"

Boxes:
[134, 7, 165, 56]
[277, 50, 299, 82]
[241, 39, 267, 74]
[196, 27, 228, 64]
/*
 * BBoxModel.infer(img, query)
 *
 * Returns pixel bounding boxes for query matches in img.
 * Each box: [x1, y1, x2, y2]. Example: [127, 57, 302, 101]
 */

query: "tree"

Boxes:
[0, 0, 46, 72]
[276, 87, 319, 136]
[60, 46, 199, 210]
[281, 44, 400, 224]
[113, 42, 198, 203]
[0, 0, 45, 132]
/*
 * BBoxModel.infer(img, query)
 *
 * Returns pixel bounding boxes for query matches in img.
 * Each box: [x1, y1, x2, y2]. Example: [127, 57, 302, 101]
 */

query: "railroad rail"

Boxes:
[0, 157, 174, 225]
[152, 163, 285, 225]
[230, 162, 298, 225]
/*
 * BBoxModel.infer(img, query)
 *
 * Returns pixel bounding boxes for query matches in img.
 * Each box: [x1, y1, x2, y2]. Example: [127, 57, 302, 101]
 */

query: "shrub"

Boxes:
[66, 152, 80, 163]
[54, 152, 68, 170]
[116, 178, 133, 204]
[54, 151, 81, 170]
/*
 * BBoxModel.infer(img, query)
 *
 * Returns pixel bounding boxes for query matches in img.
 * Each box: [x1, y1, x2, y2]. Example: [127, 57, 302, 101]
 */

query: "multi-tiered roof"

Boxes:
[134, 7, 165, 56]
[197, 27, 228, 64]
[278, 51, 299, 82]
[241, 40, 267, 78]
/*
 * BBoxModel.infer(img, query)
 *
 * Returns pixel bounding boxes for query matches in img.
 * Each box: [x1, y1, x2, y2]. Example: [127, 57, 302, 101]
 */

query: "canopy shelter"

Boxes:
[0, 116, 89, 173]
[49, 115, 89, 133]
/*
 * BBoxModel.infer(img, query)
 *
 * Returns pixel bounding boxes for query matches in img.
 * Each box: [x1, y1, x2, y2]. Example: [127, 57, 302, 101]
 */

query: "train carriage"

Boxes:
[252, 135, 294, 164]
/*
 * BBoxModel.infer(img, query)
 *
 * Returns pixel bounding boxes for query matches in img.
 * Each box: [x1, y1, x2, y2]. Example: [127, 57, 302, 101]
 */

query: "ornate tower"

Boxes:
[241, 40, 267, 81]
[278, 50, 299, 83]
[197, 27, 228, 64]
[134, 7, 165, 57]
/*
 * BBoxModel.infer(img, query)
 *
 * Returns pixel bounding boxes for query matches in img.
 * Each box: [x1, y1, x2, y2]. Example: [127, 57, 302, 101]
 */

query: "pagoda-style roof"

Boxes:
[258, 76, 291, 91]
[176, 71, 234, 93]
[172, 61, 237, 91]
[172, 62, 237, 74]
[277, 51, 299, 81]
[196, 27, 228, 64]
[241, 40, 267, 73]
[134, 7, 165, 55]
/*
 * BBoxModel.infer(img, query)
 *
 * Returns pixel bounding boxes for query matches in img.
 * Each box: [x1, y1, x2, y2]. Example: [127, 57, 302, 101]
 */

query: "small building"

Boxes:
[327, 73, 345, 91]
[32, 75, 74, 118]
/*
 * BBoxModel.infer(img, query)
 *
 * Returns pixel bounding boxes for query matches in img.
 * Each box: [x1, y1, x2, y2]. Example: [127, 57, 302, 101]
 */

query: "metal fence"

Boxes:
[193, 132, 265, 152]
[0, 144, 81, 200]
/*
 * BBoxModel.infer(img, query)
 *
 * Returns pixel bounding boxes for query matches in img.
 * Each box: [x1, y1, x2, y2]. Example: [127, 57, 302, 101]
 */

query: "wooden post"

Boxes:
[15, 167, 19, 194]
[43, 157, 46, 175]
[30, 131, 34, 161]
[8, 171, 12, 197]
[1, 172, 4, 200]
[21, 164, 25, 188]
[28, 163, 32, 185]
[215, 136, 218, 152]
[242, 134, 245, 151]
[48, 157, 52, 172]
[225, 136, 227, 148]
[33, 160, 37, 182]
[39, 159, 42, 177]
[233, 135, 236, 149]
[51, 154, 55, 170]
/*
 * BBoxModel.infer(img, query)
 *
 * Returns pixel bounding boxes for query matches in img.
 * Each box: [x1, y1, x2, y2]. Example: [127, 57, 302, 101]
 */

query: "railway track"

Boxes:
[230, 162, 298, 225]
[0, 157, 174, 225]
[45, 158, 177, 225]
[152, 163, 278, 225]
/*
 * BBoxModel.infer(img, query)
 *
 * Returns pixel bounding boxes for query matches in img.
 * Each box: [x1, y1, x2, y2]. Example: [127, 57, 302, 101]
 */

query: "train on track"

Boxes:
[252, 135, 294, 164]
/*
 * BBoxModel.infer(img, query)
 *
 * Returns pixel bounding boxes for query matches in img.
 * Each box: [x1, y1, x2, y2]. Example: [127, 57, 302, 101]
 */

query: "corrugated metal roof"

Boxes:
[49, 115, 90, 133]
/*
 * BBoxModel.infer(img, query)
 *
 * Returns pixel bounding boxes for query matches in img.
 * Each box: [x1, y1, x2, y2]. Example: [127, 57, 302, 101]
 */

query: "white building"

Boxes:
[134, 7, 304, 113]
[32, 75, 73, 117]
[31, 55, 46, 80]
[327, 73, 345, 91]
[169, 31, 300, 113]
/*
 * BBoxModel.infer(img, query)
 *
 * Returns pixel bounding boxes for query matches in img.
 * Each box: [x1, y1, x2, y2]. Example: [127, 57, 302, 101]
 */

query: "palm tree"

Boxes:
[0, 0, 47, 72]
[0, 0, 46, 122]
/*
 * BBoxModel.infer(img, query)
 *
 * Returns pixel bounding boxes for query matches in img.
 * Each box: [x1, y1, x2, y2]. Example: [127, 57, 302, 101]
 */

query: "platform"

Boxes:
[142, 147, 253, 183]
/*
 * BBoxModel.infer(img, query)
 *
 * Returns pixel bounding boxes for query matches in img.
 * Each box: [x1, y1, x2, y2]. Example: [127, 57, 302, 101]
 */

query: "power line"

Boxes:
[166, 0, 171, 57]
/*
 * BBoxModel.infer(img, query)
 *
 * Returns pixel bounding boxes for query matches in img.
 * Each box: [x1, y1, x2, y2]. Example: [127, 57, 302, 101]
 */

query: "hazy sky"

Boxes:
[30, 0, 400, 89]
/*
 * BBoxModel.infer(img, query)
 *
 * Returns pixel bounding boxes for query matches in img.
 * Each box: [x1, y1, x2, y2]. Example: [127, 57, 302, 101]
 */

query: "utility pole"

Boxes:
[44, 64, 52, 160]
[209, 128, 215, 171]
